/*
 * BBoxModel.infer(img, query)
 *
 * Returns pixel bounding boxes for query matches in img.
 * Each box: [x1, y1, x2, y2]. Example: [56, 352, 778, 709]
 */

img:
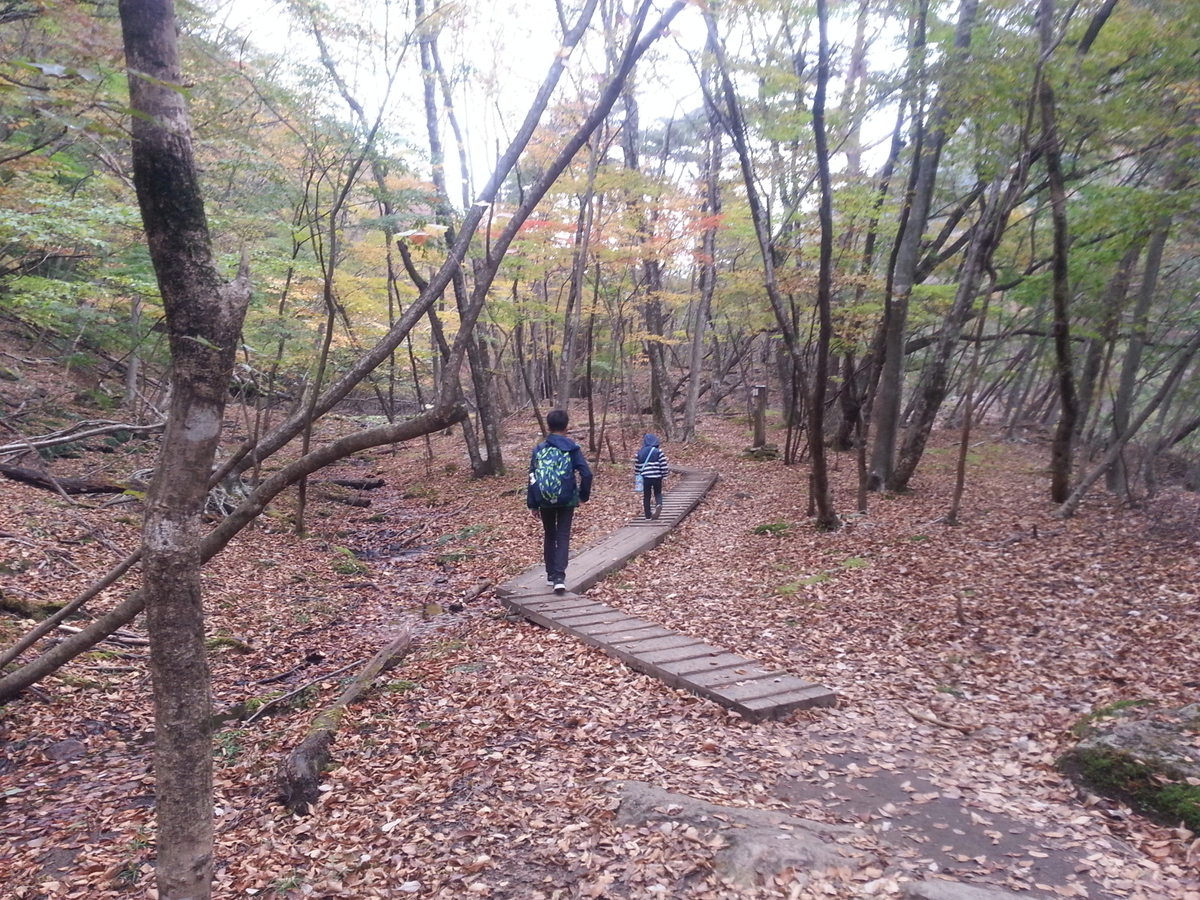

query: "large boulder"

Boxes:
[1058, 702, 1200, 830]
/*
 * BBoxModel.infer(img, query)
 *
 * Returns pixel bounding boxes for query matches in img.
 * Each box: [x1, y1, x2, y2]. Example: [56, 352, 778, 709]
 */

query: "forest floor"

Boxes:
[1, 346, 1199, 899]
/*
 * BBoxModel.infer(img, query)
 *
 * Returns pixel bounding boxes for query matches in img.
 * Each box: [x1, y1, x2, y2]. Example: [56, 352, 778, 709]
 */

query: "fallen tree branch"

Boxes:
[0, 464, 136, 495]
[0, 404, 465, 705]
[277, 629, 413, 814]
[245, 657, 366, 725]
[463, 580, 493, 602]
[314, 485, 371, 507]
[55, 623, 149, 647]
[0, 421, 163, 456]
[319, 477, 385, 490]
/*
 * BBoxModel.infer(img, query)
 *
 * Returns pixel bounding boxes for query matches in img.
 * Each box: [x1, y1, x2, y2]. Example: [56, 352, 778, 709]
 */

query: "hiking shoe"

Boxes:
[554, 582, 566, 594]
[546, 578, 555, 586]
[653, 503, 662, 519]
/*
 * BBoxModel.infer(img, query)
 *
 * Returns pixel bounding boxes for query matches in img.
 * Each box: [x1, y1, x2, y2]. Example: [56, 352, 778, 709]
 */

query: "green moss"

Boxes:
[206, 635, 254, 654]
[752, 521, 792, 537]
[1060, 746, 1200, 830]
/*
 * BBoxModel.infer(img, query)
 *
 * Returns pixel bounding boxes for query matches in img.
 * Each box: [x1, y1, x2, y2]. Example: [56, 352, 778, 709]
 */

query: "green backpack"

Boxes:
[530, 443, 574, 507]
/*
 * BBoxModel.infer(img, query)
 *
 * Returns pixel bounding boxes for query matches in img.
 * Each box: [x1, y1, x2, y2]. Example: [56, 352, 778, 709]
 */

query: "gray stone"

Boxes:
[901, 881, 1032, 900]
[1075, 703, 1200, 775]
[44, 739, 86, 761]
[1060, 702, 1200, 826]
[616, 781, 871, 887]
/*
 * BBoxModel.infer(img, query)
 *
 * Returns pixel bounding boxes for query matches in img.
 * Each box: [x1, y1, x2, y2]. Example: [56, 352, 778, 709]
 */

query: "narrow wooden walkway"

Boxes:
[496, 468, 836, 721]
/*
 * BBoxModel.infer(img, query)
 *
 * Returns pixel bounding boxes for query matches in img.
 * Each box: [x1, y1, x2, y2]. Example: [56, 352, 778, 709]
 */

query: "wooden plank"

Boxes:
[608, 633, 698, 654]
[584, 624, 674, 644]
[553, 610, 632, 627]
[637, 643, 727, 665]
[572, 617, 661, 637]
[515, 597, 607, 615]
[657, 653, 751, 677]
[738, 684, 838, 720]
[682, 665, 783, 690]
[710, 675, 808, 703]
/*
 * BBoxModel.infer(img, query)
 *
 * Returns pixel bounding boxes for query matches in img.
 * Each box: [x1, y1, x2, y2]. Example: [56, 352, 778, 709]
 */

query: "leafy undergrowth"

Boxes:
[2, 388, 1200, 898]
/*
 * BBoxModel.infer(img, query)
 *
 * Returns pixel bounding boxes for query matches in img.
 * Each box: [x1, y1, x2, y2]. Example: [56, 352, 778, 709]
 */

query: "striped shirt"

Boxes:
[635, 446, 668, 480]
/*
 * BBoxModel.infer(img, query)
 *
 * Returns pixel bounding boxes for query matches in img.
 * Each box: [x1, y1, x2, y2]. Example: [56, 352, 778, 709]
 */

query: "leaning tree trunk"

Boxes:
[118, 1, 252, 897]
[1108, 200, 1175, 494]
[892, 167, 1023, 490]
[1059, 329, 1200, 518]
[869, 0, 979, 491]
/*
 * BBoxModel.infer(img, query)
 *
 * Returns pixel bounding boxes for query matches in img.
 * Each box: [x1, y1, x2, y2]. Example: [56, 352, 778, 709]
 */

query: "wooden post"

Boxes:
[751, 385, 767, 447]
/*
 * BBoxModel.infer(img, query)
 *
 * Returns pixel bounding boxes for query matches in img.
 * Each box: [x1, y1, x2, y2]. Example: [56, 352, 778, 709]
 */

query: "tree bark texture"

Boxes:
[1038, 0, 1079, 504]
[808, 0, 838, 530]
[118, 0, 252, 897]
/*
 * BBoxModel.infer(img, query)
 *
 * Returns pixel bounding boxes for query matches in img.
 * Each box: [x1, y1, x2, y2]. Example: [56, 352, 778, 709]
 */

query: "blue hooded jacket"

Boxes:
[527, 432, 592, 508]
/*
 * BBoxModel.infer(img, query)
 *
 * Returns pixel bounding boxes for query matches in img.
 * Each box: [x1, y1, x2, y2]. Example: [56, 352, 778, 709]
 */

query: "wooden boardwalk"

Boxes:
[496, 468, 836, 721]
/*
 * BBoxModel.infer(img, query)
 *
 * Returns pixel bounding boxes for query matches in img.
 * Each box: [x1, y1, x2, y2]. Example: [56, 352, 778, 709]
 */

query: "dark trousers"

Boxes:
[539, 506, 575, 582]
[642, 478, 663, 518]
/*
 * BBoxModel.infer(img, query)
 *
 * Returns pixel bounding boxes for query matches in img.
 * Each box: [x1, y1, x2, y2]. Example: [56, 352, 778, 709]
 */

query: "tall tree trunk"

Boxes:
[1039, 0, 1078, 503]
[619, 83, 674, 439]
[117, 2, 252, 897]
[684, 98, 721, 443]
[869, 0, 978, 491]
[703, 11, 803, 379]
[808, 0, 838, 530]
[416, 0, 503, 476]
[945, 288, 991, 525]
[1108, 193, 1176, 493]
[1079, 244, 1140, 443]
[557, 140, 601, 409]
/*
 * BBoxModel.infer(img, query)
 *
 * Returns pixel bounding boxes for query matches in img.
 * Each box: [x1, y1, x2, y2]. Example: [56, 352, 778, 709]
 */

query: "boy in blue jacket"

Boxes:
[528, 409, 592, 593]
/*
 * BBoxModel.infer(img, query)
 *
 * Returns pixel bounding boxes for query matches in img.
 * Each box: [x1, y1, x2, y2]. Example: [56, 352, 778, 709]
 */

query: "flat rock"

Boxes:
[44, 739, 86, 762]
[901, 881, 1036, 900]
[616, 780, 872, 887]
